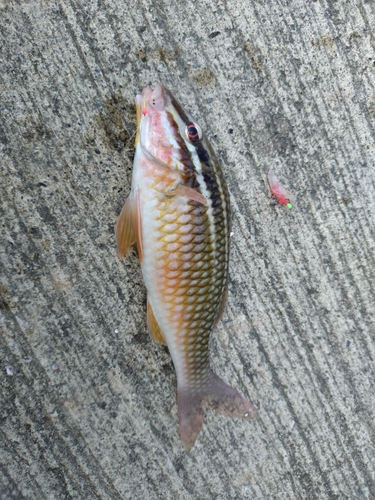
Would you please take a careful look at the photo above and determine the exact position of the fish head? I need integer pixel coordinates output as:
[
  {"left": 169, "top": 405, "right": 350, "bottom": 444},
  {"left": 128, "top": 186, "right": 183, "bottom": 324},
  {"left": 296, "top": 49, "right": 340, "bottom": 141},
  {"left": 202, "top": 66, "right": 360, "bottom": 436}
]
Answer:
[{"left": 135, "top": 84, "right": 206, "bottom": 176}]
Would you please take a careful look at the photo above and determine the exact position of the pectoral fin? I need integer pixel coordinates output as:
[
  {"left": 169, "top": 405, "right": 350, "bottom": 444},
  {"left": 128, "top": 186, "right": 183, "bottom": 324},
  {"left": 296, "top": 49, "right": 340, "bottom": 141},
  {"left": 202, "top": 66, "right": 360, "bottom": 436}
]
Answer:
[
  {"left": 115, "top": 196, "right": 136, "bottom": 258},
  {"left": 147, "top": 299, "right": 167, "bottom": 345},
  {"left": 115, "top": 190, "right": 143, "bottom": 262},
  {"left": 166, "top": 185, "right": 208, "bottom": 206}
]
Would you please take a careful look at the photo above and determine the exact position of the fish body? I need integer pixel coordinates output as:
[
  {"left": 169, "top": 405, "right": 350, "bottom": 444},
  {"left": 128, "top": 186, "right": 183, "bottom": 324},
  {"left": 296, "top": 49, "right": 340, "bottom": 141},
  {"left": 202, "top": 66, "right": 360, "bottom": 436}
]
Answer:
[{"left": 116, "top": 84, "right": 257, "bottom": 449}]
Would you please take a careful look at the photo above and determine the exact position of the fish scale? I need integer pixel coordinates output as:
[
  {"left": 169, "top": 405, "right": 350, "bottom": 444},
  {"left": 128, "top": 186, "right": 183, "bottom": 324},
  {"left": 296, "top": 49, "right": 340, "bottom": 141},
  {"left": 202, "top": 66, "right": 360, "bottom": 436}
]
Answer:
[
  {"left": 115, "top": 84, "right": 257, "bottom": 449},
  {"left": 153, "top": 196, "right": 219, "bottom": 375}
]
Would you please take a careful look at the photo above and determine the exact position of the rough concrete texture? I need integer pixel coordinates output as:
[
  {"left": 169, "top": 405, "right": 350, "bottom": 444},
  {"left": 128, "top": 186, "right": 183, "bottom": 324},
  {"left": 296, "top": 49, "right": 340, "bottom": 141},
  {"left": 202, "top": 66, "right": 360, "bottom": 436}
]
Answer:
[{"left": 1, "top": 1, "right": 375, "bottom": 498}]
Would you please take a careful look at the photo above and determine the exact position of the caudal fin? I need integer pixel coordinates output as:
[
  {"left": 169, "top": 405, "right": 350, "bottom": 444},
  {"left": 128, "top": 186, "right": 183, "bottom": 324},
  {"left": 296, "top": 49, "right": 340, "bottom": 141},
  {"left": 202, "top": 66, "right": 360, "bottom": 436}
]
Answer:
[
  {"left": 205, "top": 372, "right": 258, "bottom": 418},
  {"left": 178, "top": 390, "right": 204, "bottom": 451},
  {"left": 178, "top": 371, "right": 258, "bottom": 450}
]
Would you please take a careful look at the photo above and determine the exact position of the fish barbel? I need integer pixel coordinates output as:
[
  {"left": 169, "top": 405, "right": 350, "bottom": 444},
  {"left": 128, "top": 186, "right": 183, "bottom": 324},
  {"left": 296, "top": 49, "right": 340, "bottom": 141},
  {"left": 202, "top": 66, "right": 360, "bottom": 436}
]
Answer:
[{"left": 116, "top": 84, "right": 257, "bottom": 449}]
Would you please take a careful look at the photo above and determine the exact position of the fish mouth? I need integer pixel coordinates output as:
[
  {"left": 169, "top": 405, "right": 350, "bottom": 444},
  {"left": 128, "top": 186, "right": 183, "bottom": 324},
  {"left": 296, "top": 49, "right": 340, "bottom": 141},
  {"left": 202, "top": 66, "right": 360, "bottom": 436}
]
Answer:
[
  {"left": 143, "top": 83, "right": 164, "bottom": 105},
  {"left": 142, "top": 83, "right": 164, "bottom": 101},
  {"left": 136, "top": 84, "right": 167, "bottom": 121},
  {"left": 135, "top": 84, "right": 168, "bottom": 147},
  {"left": 134, "top": 84, "right": 173, "bottom": 170}
]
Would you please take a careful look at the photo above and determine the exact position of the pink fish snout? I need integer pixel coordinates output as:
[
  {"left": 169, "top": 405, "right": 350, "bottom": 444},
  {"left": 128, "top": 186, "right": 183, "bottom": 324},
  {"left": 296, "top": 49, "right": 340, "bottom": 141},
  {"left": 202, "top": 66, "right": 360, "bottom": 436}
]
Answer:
[{"left": 142, "top": 84, "right": 166, "bottom": 112}]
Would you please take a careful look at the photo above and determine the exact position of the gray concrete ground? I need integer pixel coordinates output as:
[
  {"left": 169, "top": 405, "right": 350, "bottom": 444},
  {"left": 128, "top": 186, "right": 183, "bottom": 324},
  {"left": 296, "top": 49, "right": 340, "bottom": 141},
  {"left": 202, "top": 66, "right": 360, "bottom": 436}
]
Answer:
[{"left": 1, "top": 1, "right": 375, "bottom": 498}]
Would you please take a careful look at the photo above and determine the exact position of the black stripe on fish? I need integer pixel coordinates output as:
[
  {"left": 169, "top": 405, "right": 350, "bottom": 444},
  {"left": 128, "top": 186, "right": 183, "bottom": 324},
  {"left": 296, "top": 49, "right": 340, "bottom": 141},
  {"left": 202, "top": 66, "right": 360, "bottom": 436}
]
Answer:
[
  {"left": 191, "top": 143, "right": 220, "bottom": 208},
  {"left": 196, "top": 144, "right": 210, "bottom": 164},
  {"left": 168, "top": 90, "right": 222, "bottom": 211},
  {"left": 168, "top": 93, "right": 190, "bottom": 124},
  {"left": 202, "top": 171, "right": 220, "bottom": 208},
  {"left": 166, "top": 111, "right": 196, "bottom": 179},
  {"left": 195, "top": 144, "right": 221, "bottom": 209}
]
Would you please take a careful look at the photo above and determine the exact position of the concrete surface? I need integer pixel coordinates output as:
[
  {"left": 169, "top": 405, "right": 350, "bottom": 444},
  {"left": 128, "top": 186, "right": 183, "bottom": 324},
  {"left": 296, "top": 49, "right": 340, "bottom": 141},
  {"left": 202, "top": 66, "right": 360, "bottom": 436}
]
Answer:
[{"left": 1, "top": 1, "right": 375, "bottom": 498}]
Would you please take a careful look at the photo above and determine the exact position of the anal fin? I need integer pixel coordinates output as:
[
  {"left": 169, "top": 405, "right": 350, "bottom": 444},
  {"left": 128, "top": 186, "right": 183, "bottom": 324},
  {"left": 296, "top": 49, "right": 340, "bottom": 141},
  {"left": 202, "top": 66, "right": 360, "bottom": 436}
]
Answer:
[{"left": 147, "top": 299, "right": 167, "bottom": 345}]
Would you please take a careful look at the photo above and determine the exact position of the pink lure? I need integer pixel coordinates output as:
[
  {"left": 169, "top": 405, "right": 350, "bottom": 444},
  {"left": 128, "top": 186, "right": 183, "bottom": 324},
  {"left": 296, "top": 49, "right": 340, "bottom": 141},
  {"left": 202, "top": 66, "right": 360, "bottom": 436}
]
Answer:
[{"left": 268, "top": 168, "right": 295, "bottom": 209}]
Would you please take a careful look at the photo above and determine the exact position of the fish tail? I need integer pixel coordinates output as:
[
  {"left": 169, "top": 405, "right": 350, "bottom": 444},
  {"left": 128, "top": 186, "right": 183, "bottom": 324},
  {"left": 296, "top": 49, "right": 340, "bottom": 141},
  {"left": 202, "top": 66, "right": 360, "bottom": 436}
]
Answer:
[
  {"left": 178, "top": 371, "right": 258, "bottom": 450},
  {"left": 178, "top": 389, "right": 204, "bottom": 451}
]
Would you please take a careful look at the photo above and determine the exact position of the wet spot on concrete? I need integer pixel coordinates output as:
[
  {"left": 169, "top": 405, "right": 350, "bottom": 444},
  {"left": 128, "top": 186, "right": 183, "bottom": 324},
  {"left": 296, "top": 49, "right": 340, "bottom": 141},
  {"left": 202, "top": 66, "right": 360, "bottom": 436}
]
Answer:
[
  {"left": 243, "top": 41, "right": 263, "bottom": 72},
  {"left": 93, "top": 92, "right": 135, "bottom": 152},
  {"left": 137, "top": 46, "right": 180, "bottom": 63},
  {"left": 192, "top": 68, "right": 217, "bottom": 88},
  {"left": 311, "top": 35, "right": 336, "bottom": 50}
]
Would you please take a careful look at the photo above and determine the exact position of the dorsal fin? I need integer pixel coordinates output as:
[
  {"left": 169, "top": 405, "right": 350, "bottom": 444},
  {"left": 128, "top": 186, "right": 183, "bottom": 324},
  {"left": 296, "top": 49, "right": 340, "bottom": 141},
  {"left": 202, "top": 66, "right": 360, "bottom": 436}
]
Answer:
[
  {"left": 147, "top": 299, "right": 167, "bottom": 345},
  {"left": 214, "top": 285, "right": 228, "bottom": 326}
]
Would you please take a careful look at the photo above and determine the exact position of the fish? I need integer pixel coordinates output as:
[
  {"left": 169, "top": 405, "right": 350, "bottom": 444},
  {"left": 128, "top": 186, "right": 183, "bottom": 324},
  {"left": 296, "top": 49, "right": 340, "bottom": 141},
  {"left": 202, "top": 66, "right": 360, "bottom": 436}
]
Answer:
[
  {"left": 115, "top": 84, "right": 258, "bottom": 450},
  {"left": 268, "top": 167, "right": 296, "bottom": 209}
]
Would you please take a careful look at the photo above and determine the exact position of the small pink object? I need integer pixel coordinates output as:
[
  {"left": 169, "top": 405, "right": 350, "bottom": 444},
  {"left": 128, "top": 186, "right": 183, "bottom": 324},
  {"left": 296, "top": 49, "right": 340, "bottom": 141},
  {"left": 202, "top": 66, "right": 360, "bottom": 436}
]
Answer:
[
  {"left": 268, "top": 167, "right": 296, "bottom": 209},
  {"left": 141, "top": 108, "right": 147, "bottom": 115}
]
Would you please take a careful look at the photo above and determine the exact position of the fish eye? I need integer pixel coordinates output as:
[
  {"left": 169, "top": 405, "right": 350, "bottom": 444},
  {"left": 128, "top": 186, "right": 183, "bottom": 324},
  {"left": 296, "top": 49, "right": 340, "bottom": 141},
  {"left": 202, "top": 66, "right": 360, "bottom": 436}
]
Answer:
[{"left": 185, "top": 123, "right": 202, "bottom": 143}]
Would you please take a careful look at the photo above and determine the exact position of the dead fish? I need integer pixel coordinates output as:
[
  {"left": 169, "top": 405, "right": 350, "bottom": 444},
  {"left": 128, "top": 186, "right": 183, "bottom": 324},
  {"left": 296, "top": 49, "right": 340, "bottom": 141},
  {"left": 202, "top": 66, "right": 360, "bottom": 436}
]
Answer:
[{"left": 116, "top": 84, "right": 258, "bottom": 450}]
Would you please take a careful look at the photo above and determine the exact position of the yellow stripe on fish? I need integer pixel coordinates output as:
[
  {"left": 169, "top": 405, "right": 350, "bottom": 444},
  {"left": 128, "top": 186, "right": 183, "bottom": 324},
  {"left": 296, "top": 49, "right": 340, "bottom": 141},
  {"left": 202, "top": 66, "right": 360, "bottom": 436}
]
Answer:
[{"left": 115, "top": 84, "right": 258, "bottom": 450}]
